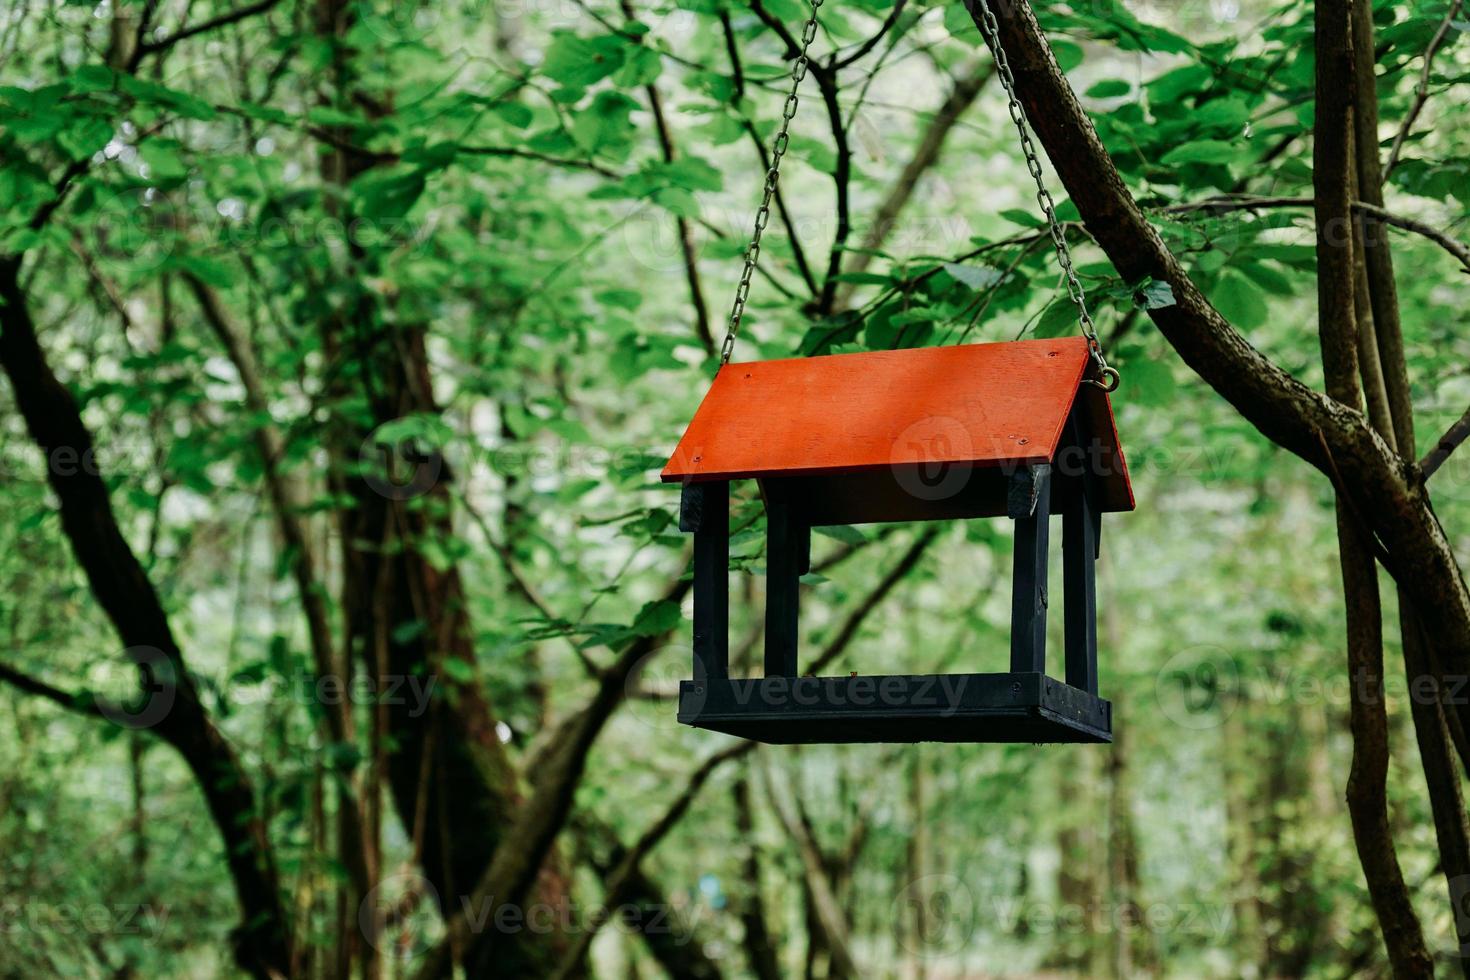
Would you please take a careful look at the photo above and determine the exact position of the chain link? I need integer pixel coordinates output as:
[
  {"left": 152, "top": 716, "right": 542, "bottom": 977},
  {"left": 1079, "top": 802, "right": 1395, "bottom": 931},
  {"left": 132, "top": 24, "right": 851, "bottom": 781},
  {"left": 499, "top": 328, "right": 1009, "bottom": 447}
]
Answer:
[
  {"left": 719, "top": 0, "right": 824, "bottom": 365},
  {"left": 972, "top": 0, "right": 1117, "bottom": 391}
]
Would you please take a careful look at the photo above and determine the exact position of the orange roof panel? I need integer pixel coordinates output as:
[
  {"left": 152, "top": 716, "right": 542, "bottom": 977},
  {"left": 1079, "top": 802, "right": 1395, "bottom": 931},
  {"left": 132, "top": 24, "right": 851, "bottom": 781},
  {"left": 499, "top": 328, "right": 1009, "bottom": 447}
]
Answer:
[{"left": 661, "top": 336, "right": 1133, "bottom": 513}]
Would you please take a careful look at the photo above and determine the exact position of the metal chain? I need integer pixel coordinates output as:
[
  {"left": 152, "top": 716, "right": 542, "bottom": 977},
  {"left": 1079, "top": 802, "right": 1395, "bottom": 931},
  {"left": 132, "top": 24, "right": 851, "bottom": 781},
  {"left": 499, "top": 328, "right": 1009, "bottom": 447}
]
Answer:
[
  {"left": 719, "top": 0, "right": 824, "bottom": 366},
  {"left": 972, "top": 0, "right": 1118, "bottom": 391}
]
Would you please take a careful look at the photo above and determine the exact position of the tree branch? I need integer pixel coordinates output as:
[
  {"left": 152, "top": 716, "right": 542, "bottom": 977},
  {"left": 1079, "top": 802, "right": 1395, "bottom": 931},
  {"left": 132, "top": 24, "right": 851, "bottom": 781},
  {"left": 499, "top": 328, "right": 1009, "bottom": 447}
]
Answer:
[
  {"left": 549, "top": 741, "right": 756, "bottom": 980},
  {"left": 959, "top": 0, "right": 1470, "bottom": 800},
  {"left": 1420, "top": 406, "right": 1470, "bottom": 481},
  {"left": 413, "top": 572, "right": 693, "bottom": 979},
  {"left": 132, "top": 0, "right": 285, "bottom": 64},
  {"left": 837, "top": 62, "right": 995, "bottom": 301},
  {"left": 1383, "top": 0, "right": 1465, "bottom": 180},
  {"left": 722, "top": 11, "right": 819, "bottom": 296},
  {"left": 0, "top": 257, "right": 291, "bottom": 978},
  {"left": 1162, "top": 196, "right": 1470, "bottom": 274},
  {"left": 0, "top": 662, "right": 114, "bottom": 720},
  {"left": 830, "top": 0, "right": 909, "bottom": 71},
  {"left": 805, "top": 527, "right": 939, "bottom": 676}
]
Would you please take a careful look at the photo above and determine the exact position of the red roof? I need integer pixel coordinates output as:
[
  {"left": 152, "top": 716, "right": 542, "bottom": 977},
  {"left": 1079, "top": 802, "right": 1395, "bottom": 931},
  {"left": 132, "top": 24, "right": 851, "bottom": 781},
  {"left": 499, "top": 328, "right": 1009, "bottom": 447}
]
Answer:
[{"left": 662, "top": 336, "right": 1133, "bottom": 513}]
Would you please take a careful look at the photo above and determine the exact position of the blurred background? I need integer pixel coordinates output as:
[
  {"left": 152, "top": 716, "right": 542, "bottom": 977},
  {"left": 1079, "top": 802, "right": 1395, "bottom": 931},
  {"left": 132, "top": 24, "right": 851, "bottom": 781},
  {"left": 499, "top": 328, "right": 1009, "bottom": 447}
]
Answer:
[{"left": 1, "top": 0, "right": 1469, "bottom": 976}]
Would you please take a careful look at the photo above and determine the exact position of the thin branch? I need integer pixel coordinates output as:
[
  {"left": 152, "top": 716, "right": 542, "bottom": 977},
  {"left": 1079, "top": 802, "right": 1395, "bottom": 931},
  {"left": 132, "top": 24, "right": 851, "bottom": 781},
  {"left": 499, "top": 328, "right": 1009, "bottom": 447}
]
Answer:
[
  {"left": 1357, "top": 200, "right": 1470, "bottom": 275},
  {"left": 759, "top": 756, "right": 861, "bottom": 977},
  {"left": 133, "top": 0, "right": 284, "bottom": 64},
  {"left": 1163, "top": 195, "right": 1470, "bottom": 274},
  {"left": 805, "top": 527, "right": 939, "bottom": 676},
  {"left": 722, "top": 10, "right": 819, "bottom": 296},
  {"left": 621, "top": 0, "right": 714, "bottom": 354},
  {"left": 812, "top": 67, "right": 852, "bottom": 315},
  {"left": 0, "top": 662, "right": 114, "bottom": 720},
  {"left": 1384, "top": 0, "right": 1464, "bottom": 180},
  {"left": 1420, "top": 405, "right": 1470, "bottom": 481},
  {"left": 837, "top": 62, "right": 995, "bottom": 301},
  {"left": 456, "top": 145, "right": 620, "bottom": 178},
  {"left": 413, "top": 571, "right": 693, "bottom": 979},
  {"left": 830, "top": 0, "right": 909, "bottom": 70},
  {"left": 548, "top": 741, "right": 756, "bottom": 980}
]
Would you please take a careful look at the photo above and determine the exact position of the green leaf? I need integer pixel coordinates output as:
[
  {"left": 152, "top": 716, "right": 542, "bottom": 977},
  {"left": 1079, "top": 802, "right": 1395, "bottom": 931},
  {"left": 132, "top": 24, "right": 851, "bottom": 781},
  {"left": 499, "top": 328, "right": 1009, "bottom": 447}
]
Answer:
[
  {"left": 493, "top": 101, "right": 534, "bottom": 129},
  {"left": 943, "top": 2, "right": 976, "bottom": 36},
  {"left": 998, "top": 209, "right": 1040, "bottom": 228},
  {"left": 814, "top": 524, "right": 867, "bottom": 545},
  {"left": 441, "top": 657, "right": 476, "bottom": 682},
  {"left": 614, "top": 45, "right": 662, "bottom": 87},
  {"left": 1086, "top": 79, "right": 1132, "bottom": 99},
  {"left": 1160, "top": 140, "right": 1239, "bottom": 166},
  {"left": 1211, "top": 270, "right": 1268, "bottom": 329},
  {"left": 1033, "top": 297, "right": 1079, "bottom": 338},
  {"left": 139, "top": 139, "right": 189, "bottom": 183},
  {"left": 597, "top": 288, "right": 642, "bottom": 310},
  {"left": 70, "top": 65, "right": 117, "bottom": 94},
  {"left": 1134, "top": 279, "right": 1176, "bottom": 310},
  {"left": 351, "top": 170, "right": 426, "bottom": 220},
  {"left": 631, "top": 599, "right": 682, "bottom": 637},
  {"left": 57, "top": 116, "right": 112, "bottom": 161},
  {"left": 943, "top": 263, "right": 1003, "bottom": 291},
  {"left": 177, "top": 255, "right": 235, "bottom": 288},
  {"left": 1122, "top": 359, "right": 1176, "bottom": 407},
  {"left": 542, "top": 32, "right": 626, "bottom": 88}
]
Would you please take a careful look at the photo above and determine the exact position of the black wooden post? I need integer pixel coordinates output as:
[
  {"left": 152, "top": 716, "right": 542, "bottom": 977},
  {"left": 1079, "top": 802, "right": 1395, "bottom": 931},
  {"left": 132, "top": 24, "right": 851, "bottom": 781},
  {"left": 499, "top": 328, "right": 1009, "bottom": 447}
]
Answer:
[
  {"left": 1063, "top": 479, "right": 1099, "bottom": 694},
  {"left": 764, "top": 482, "right": 803, "bottom": 677},
  {"left": 682, "top": 481, "right": 729, "bottom": 682},
  {"left": 1009, "top": 464, "right": 1051, "bottom": 674}
]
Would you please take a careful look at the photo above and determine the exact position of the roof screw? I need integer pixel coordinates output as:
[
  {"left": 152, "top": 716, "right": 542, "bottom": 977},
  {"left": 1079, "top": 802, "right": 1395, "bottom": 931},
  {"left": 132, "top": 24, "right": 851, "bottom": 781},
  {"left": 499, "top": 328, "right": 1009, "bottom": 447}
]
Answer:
[
  {"left": 1018, "top": 438, "right": 1030, "bottom": 445},
  {"left": 693, "top": 455, "right": 702, "bottom": 462},
  {"left": 1048, "top": 351, "right": 1058, "bottom": 357}
]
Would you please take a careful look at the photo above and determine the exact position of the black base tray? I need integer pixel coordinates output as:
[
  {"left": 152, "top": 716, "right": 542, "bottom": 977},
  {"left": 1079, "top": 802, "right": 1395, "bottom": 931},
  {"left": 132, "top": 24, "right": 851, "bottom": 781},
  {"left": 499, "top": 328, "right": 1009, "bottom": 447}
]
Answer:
[{"left": 677, "top": 672, "right": 1111, "bottom": 745}]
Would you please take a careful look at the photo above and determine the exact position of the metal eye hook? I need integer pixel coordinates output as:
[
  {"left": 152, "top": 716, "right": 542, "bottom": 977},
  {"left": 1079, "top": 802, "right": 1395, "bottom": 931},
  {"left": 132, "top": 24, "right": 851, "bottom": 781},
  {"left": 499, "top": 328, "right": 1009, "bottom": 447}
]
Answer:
[{"left": 1085, "top": 366, "right": 1121, "bottom": 392}]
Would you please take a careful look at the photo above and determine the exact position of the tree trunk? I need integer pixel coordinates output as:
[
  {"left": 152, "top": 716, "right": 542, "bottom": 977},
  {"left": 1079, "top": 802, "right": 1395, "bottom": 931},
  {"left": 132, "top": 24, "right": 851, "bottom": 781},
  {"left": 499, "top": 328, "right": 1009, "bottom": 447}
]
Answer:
[
  {"left": 0, "top": 257, "right": 292, "bottom": 978},
  {"left": 734, "top": 771, "right": 782, "bottom": 980}
]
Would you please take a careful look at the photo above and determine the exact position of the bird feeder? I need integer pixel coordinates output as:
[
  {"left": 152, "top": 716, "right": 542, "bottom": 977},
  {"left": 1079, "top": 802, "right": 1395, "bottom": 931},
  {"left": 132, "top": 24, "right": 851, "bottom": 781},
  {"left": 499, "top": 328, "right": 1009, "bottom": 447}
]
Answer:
[{"left": 661, "top": 335, "right": 1133, "bottom": 744}]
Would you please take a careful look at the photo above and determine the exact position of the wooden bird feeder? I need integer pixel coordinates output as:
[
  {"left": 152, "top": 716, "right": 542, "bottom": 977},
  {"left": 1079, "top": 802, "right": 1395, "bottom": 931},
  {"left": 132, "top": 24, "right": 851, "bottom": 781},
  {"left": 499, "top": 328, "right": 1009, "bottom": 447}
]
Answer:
[{"left": 661, "top": 336, "right": 1134, "bottom": 745}]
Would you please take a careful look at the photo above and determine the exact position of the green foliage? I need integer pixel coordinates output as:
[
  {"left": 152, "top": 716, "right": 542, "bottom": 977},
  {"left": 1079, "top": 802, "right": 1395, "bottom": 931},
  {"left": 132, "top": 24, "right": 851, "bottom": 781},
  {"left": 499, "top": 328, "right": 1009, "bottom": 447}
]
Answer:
[{"left": 1, "top": 0, "right": 1469, "bottom": 976}]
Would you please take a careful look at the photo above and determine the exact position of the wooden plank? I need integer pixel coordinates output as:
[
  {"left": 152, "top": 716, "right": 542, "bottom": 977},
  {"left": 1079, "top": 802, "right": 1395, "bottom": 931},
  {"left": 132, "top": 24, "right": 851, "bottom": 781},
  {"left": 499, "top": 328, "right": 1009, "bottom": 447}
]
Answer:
[
  {"left": 678, "top": 672, "right": 1112, "bottom": 744},
  {"left": 661, "top": 337, "right": 1134, "bottom": 509},
  {"left": 764, "top": 486, "right": 802, "bottom": 678},
  {"left": 1009, "top": 465, "right": 1051, "bottom": 673},
  {"left": 1063, "top": 476, "right": 1099, "bottom": 695},
  {"left": 690, "top": 482, "right": 729, "bottom": 682}
]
